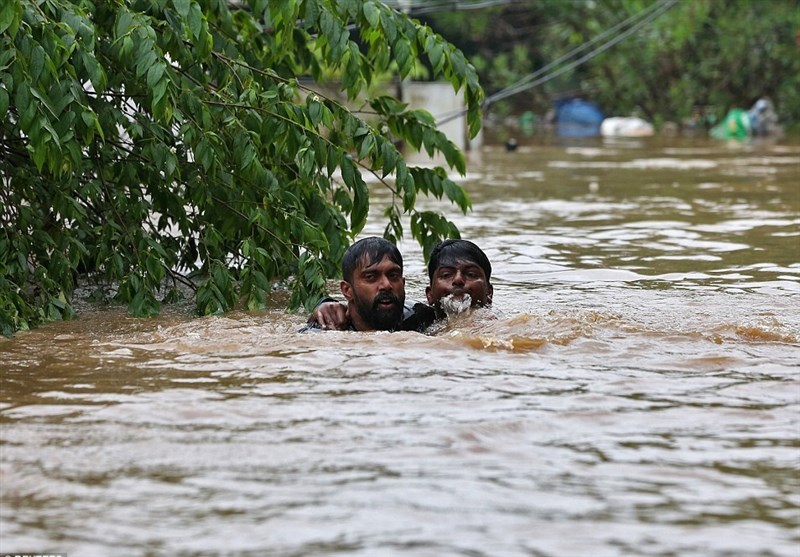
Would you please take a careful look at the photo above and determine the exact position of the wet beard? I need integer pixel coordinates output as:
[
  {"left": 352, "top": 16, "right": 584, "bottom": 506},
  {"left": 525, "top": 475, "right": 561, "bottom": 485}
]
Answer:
[{"left": 357, "top": 292, "right": 404, "bottom": 331}]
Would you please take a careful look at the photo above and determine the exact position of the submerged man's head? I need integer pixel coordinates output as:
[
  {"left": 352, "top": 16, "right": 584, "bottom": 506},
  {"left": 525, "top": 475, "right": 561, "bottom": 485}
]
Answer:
[
  {"left": 340, "top": 237, "right": 406, "bottom": 331},
  {"left": 426, "top": 239, "right": 493, "bottom": 309}
]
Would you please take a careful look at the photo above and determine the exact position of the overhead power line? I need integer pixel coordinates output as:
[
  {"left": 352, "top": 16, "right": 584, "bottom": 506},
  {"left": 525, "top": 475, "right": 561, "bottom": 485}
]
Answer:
[
  {"left": 383, "top": 0, "right": 524, "bottom": 15},
  {"left": 435, "top": 0, "right": 681, "bottom": 126}
]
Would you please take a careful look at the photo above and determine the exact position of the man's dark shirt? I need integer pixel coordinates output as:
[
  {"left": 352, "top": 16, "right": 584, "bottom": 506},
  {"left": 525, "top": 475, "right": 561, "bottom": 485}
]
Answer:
[
  {"left": 301, "top": 299, "right": 437, "bottom": 333},
  {"left": 396, "top": 302, "right": 437, "bottom": 332}
]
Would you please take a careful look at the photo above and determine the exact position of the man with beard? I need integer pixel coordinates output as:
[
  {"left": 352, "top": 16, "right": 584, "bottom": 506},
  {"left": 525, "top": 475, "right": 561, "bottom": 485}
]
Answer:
[
  {"left": 305, "top": 236, "right": 434, "bottom": 332},
  {"left": 306, "top": 239, "right": 492, "bottom": 332},
  {"left": 340, "top": 236, "right": 406, "bottom": 331}
]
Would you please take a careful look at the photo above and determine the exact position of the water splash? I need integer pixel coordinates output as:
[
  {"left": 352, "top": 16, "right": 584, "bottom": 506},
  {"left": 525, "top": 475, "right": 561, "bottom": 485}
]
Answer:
[{"left": 439, "top": 293, "right": 472, "bottom": 318}]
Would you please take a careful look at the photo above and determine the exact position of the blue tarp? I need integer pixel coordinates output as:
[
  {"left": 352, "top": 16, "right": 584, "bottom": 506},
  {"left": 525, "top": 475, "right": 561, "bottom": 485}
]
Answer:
[{"left": 555, "top": 98, "right": 604, "bottom": 137}]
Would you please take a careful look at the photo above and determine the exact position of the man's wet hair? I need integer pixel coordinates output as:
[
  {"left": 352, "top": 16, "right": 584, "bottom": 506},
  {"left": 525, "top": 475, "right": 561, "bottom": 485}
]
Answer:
[
  {"left": 428, "top": 239, "right": 492, "bottom": 283},
  {"left": 342, "top": 237, "right": 403, "bottom": 283}
]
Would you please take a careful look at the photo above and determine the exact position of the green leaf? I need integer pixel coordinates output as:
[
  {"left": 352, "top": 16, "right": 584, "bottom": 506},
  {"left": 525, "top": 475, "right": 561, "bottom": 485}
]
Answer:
[
  {"left": 81, "top": 52, "right": 106, "bottom": 93},
  {"left": 0, "top": 87, "right": 8, "bottom": 119},
  {"left": 363, "top": 2, "right": 380, "bottom": 27},
  {"left": 115, "top": 11, "right": 134, "bottom": 39},
  {"left": 187, "top": 3, "right": 203, "bottom": 38},
  {"left": 380, "top": 10, "right": 397, "bottom": 41},
  {"left": 296, "top": 146, "right": 314, "bottom": 178},
  {"left": 449, "top": 50, "right": 467, "bottom": 88},
  {"left": 426, "top": 40, "right": 444, "bottom": 74},
  {"left": 152, "top": 76, "right": 168, "bottom": 107},
  {"left": 357, "top": 131, "right": 373, "bottom": 160},
  {"left": 29, "top": 44, "right": 44, "bottom": 83},
  {"left": 146, "top": 62, "right": 165, "bottom": 90},
  {"left": 173, "top": 0, "right": 190, "bottom": 18},
  {"left": 0, "top": 0, "right": 16, "bottom": 34},
  {"left": 130, "top": 287, "right": 160, "bottom": 317},
  {"left": 340, "top": 154, "right": 355, "bottom": 190},
  {"left": 145, "top": 254, "right": 165, "bottom": 283},
  {"left": 308, "top": 97, "right": 322, "bottom": 126},
  {"left": 351, "top": 177, "right": 368, "bottom": 233},
  {"left": 394, "top": 37, "right": 412, "bottom": 77},
  {"left": 29, "top": 87, "right": 56, "bottom": 118},
  {"left": 304, "top": 0, "right": 320, "bottom": 28},
  {"left": 319, "top": 10, "right": 337, "bottom": 47},
  {"left": 442, "top": 178, "right": 470, "bottom": 212},
  {"left": 240, "top": 142, "right": 256, "bottom": 170}
]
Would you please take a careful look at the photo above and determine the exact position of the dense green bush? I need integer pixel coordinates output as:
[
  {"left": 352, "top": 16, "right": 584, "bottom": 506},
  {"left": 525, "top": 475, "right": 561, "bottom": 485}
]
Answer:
[
  {"left": 0, "top": 0, "right": 483, "bottom": 335},
  {"left": 420, "top": 0, "right": 800, "bottom": 131}
]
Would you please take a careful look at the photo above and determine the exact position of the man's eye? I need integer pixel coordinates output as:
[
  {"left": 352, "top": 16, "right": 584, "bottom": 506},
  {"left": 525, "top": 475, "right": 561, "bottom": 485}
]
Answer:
[{"left": 467, "top": 271, "right": 480, "bottom": 279}]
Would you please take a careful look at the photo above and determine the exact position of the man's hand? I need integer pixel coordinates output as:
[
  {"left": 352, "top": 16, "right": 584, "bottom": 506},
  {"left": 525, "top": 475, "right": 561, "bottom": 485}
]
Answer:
[{"left": 309, "top": 301, "right": 349, "bottom": 330}]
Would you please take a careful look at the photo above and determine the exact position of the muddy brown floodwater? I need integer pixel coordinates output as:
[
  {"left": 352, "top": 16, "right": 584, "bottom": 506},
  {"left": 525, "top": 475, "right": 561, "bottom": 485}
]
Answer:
[{"left": 2, "top": 136, "right": 799, "bottom": 557}]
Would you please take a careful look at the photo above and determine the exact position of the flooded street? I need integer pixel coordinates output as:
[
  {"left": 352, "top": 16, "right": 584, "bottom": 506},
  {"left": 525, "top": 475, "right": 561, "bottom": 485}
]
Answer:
[{"left": 1, "top": 137, "right": 799, "bottom": 556}]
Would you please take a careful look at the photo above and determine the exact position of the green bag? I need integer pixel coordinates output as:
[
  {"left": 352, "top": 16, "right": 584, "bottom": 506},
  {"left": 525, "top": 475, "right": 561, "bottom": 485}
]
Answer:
[{"left": 711, "top": 108, "right": 751, "bottom": 140}]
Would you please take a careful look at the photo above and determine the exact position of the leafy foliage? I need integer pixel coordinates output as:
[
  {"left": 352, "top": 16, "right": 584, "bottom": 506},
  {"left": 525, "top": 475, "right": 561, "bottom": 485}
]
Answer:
[
  {"left": 420, "top": 0, "right": 800, "bottom": 130},
  {"left": 0, "top": 0, "right": 483, "bottom": 335}
]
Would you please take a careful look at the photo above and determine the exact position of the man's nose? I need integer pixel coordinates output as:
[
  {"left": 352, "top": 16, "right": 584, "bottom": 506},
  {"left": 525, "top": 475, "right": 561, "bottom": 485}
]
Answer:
[
  {"left": 377, "top": 275, "right": 392, "bottom": 290},
  {"left": 452, "top": 271, "right": 465, "bottom": 285}
]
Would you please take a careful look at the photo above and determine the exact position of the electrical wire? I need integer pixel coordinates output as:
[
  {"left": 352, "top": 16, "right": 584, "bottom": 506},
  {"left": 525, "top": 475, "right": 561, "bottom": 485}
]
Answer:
[
  {"left": 435, "top": 0, "right": 681, "bottom": 126},
  {"left": 408, "top": 0, "right": 525, "bottom": 16},
  {"left": 383, "top": 0, "right": 524, "bottom": 15},
  {"left": 487, "top": 0, "right": 678, "bottom": 105}
]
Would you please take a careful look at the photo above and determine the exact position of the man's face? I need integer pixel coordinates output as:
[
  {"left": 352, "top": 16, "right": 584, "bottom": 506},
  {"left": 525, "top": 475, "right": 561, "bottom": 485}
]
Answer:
[
  {"left": 341, "top": 255, "right": 406, "bottom": 331},
  {"left": 426, "top": 259, "right": 492, "bottom": 308}
]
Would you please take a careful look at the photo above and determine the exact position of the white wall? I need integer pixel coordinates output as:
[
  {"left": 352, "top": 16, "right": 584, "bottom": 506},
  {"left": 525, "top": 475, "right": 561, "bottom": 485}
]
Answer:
[{"left": 402, "top": 81, "right": 483, "bottom": 152}]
